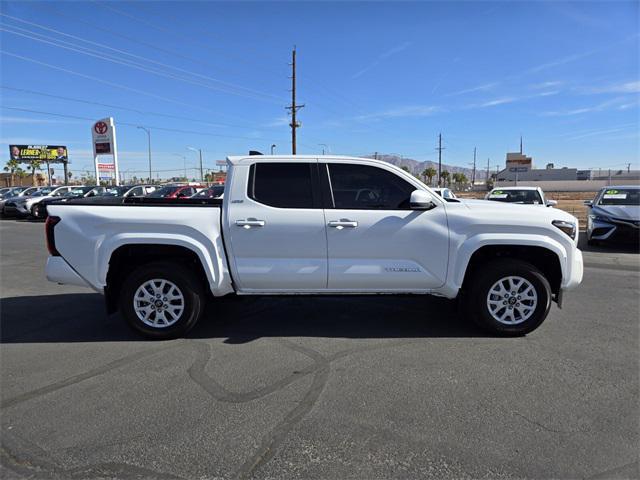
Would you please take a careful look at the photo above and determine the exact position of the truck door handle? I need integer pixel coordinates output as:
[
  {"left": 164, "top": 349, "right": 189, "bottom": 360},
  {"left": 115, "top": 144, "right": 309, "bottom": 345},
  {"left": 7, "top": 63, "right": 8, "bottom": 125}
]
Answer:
[
  {"left": 328, "top": 220, "right": 358, "bottom": 229},
  {"left": 235, "top": 218, "right": 265, "bottom": 228}
]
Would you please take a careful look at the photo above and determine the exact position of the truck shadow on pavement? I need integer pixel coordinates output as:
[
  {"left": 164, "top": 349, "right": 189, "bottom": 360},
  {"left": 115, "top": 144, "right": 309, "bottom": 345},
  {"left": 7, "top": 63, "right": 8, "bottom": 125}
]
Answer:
[{"left": 0, "top": 293, "right": 487, "bottom": 344}]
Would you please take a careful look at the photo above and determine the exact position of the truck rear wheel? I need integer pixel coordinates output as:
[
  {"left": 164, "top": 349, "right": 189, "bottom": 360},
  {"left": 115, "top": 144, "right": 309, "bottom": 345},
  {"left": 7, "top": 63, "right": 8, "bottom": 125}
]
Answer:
[
  {"left": 466, "top": 259, "right": 552, "bottom": 336},
  {"left": 119, "top": 261, "right": 205, "bottom": 339}
]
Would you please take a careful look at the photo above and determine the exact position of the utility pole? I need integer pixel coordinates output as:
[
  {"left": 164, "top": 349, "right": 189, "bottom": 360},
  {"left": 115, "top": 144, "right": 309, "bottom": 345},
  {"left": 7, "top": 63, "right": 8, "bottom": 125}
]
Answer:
[
  {"left": 520, "top": 135, "right": 523, "bottom": 154},
  {"left": 286, "top": 47, "right": 304, "bottom": 155},
  {"left": 137, "top": 126, "right": 152, "bottom": 183},
  {"left": 486, "top": 157, "right": 490, "bottom": 184},
  {"left": 627, "top": 163, "right": 631, "bottom": 173},
  {"left": 472, "top": 147, "right": 477, "bottom": 185},
  {"left": 374, "top": 151, "right": 378, "bottom": 160},
  {"left": 436, "top": 133, "right": 445, "bottom": 186}
]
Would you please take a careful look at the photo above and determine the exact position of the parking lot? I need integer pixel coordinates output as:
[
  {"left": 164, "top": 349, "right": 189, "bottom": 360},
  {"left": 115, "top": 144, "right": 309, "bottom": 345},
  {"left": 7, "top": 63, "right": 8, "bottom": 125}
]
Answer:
[{"left": 1, "top": 218, "right": 638, "bottom": 479}]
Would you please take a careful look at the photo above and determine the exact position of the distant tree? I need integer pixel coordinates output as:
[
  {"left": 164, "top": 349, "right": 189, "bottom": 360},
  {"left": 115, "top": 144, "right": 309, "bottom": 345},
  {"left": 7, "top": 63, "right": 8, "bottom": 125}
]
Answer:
[
  {"left": 422, "top": 167, "right": 437, "bottom": 186},
  {"left": 400, "top": 166, "right": 410, "bottom": 173},
  {"left": 26, "top": 159, "right": 42, "bottom": 186},
  {"left": 441, "top": 170, "right": 450, "bottom": 187},
  {"left": 4, "top": 159, "right": 23, "bottom": 186}
]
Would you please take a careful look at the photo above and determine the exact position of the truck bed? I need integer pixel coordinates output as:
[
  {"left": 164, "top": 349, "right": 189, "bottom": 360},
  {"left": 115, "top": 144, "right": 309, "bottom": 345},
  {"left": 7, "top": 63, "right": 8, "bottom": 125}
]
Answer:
[{"left": 55, "top": 196, "right": 223, "bottom": 207}]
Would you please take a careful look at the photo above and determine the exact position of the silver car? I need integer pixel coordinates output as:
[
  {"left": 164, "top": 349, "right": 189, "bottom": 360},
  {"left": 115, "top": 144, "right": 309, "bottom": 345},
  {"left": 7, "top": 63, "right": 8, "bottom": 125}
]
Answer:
[
  {"left": 0, "top": 187, "right": 43, "bottom": 215},
  {"left": 585, "top": 186, "right": 640, "bottom": 245}
]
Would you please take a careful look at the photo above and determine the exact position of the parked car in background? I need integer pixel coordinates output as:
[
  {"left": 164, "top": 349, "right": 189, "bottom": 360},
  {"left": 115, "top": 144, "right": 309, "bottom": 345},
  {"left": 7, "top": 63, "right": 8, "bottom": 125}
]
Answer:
[
  {"left": 1, "top": 187, "right": 41, "bottom": 215},
  {"left": 146, "top": 184, "right": 202, "bottom": 199},
  {"left": 32, "top": 186, "right": 104, "bottom": 219},
  {"left": 191, "top": 185, "right": 224, "bottom": 199},
  {"left": 3, "top": 186, "right": 77, "bottom": 217},
  {"left": 432, "top": 187, "right": 458, "bottom": 202},
  {"left": 120, "top": 185, "right": 157, "bottom": 198},
  {"left": 585, "top": 186, "right": 640, "bottom": 245},
  {"left": 485, "top": 186, "right": 557, "bottom": 207},
  {"left": 1, "top": 187, "right": 27, "bottom": 199}
]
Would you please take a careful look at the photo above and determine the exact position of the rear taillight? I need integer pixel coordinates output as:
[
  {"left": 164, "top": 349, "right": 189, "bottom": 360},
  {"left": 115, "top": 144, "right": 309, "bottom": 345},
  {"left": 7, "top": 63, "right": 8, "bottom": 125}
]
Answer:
[{"left": 45, "top": 216, "right": 61, "bottom": 256}]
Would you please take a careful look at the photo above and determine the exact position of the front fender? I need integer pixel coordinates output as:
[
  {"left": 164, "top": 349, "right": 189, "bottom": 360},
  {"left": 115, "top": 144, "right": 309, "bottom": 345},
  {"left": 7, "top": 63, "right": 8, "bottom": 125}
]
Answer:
[{"left": 450, "top": 233, "right": 569, "bottom": 291}]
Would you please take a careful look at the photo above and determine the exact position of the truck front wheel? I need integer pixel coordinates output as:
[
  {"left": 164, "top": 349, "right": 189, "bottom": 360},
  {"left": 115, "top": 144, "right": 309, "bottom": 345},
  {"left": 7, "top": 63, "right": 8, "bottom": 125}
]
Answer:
[
  {"left": 466, "top": 259, "right": 552, "bottom": 336},
  {"left": 119, "top": 261, "right": 205, "bottom": 339}
]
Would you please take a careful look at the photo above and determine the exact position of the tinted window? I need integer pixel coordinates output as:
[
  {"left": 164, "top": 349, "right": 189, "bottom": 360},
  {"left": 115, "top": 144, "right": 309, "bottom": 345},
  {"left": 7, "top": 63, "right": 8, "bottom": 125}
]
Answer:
[
  {"left": 487, "top": 189, "right": 542, "bottom": 204},
  {"left": 148, "top": 186, "right": 180, "bottom": 198},
  {"left": 248, "top": 163, "right": 314, "bottom": 208},
  {"left": 328, "top": 163, "right": 415, "bottom": 209}
]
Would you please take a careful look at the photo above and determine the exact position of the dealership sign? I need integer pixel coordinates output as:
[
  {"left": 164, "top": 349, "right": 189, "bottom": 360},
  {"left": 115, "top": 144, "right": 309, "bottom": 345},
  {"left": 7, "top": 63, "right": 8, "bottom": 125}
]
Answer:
[
  {"left": 9, "top": 145, "right": 67, "bottom": 163},
  {"left": 92, "top": 117, "right": 120, "bottom": 186}
]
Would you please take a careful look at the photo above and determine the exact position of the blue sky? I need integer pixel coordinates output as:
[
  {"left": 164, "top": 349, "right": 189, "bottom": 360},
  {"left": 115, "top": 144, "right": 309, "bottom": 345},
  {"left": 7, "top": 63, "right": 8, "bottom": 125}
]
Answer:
[{"left": 1, "top": 1, "right": 638, "bottom": 179}]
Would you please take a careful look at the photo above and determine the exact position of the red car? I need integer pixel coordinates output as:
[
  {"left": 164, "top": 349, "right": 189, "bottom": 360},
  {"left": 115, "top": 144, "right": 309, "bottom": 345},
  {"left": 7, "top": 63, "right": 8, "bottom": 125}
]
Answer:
[{"left": 146, "top": 185, "right": 203, "bottom": 199}]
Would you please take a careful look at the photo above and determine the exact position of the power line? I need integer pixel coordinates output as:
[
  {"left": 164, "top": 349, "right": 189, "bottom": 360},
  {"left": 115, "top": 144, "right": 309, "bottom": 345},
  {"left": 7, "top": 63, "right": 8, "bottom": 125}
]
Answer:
[
  {"left": 0, "top": 20, "right": 283, "bottom": 104},
  {"left": 1, "top": 106, "right": 286, "bottom": 141},
  {"left": 0, "top": 85, "right": 279, "bottom": 131},
  {"left": 0, "top": 51, "right": 253, "bottom": 119}
]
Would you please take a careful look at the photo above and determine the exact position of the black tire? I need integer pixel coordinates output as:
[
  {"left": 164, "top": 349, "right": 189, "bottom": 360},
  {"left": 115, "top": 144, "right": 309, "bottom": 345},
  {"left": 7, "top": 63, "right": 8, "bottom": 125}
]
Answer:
[
  {"left": 465, "top": 259, "right": 552, "bottom": 336},
  {"left": 119, "top": 261, "right": 206, "bottom": 339},
  {"left": 31, "top": 203, "right": 45, "bottom": 220}
]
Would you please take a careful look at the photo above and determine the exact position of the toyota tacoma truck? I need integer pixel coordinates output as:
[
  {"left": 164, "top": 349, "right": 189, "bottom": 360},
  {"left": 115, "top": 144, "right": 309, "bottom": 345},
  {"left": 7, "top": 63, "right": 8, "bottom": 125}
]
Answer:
[{"left": 45, "top": 155, "right": 583, "bottom": 338}]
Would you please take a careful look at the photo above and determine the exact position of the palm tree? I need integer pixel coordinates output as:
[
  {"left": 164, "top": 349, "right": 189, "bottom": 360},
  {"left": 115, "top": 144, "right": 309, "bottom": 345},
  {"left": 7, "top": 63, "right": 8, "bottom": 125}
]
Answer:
[
  {"left": 27, "top": 160, "right": 42, "bottom": 186},
  {"left": 422, "top": 167, "right": 437, "bottom": 186},
  {"left": 441, "top": 170, "right": 450, "bottom": 187},
  {"left": 4, "top": 159, "right": 23, "bottom": 186}
]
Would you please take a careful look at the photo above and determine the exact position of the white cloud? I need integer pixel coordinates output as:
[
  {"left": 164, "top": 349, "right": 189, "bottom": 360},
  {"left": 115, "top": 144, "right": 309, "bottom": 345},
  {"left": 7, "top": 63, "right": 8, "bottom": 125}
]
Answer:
[
  {"left": 529, "top": 81, "right": 564, "bottom": 90},
  {"left": 473, "top": 97, "right": 517, "bottom": 108},
  {"left": 578, "top": 81, "right": 640, "bottom": 94},
  {"left": 541, "top": 96, "right": 637, "bottom": 116},
  {"left": 356, "top": 105, "right": 442, "bottom": 121},
  {"left": 352, "top": 41, "right": 412, "bottom": 79},
  {"left": 0, "top": 116, "right": 82, "bottom": 125},
  {"left": 263, "top": 116, "right": 290, "bottom": 128},
  {"left": 445, "top": 82, "right": 499, "bottom": 97}
]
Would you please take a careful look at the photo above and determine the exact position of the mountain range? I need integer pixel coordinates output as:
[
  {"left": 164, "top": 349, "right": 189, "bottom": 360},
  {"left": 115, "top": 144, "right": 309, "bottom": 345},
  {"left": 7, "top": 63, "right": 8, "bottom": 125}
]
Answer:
[{"left": 365, "top": 154, "right": 489, "bottom": 184}]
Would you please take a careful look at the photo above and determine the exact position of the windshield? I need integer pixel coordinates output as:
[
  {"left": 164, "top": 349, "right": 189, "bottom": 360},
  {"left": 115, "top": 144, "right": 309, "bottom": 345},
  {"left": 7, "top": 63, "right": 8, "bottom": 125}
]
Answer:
[
  {"left": 193, "top": 186, "right": 224, "bottom": 198},
  {"left": 101, "top": 186, "right": 130, "bottom": 196},
  {"left": 597, "top": 188, "right": 640, "bottom": 206},
  {"left": 32, "top": 188, "right": 54, "bottom": 197},
  {"left": 147, "top": 186, "right": 180, "bottom": 198},
  {"left": 1, "top": 189, "right": 22, "bottom": 199},
  {"left": 488, "top": 189, "right": 542, "bottom": 205},
  {"left": 65, "top": 187, "right": 93, "bottom": 197}
]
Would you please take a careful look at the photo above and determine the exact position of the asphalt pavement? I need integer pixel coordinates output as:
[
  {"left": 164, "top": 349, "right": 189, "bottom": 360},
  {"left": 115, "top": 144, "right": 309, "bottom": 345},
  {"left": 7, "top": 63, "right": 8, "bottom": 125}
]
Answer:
[{"left": 1, "top": 218, "right": 638, "bottom": 479}]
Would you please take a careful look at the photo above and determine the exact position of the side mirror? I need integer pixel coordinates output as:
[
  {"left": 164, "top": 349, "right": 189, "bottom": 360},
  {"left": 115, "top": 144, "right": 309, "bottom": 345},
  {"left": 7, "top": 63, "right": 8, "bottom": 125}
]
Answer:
[
  {"left": 583, "top": 200, "right": 593, "bottom": 207},
  {"left": 546, "top": 199, "right": 558, "bottom": 207},
  {"left": 410, "top": 190, "right": 436, "bottom": 210}
]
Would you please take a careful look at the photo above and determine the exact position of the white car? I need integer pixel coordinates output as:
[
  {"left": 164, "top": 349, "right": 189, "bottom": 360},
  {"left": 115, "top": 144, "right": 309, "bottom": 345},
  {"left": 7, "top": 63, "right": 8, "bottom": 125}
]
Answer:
[
  {"left": 485, "top": 186, "right": 557, "bottom": 207},
  {"left": 46, "top": 155, "right": 583, "bottom": 339},
  {"left": 3, "top": 186, "right": 77, "bottom": 217}
]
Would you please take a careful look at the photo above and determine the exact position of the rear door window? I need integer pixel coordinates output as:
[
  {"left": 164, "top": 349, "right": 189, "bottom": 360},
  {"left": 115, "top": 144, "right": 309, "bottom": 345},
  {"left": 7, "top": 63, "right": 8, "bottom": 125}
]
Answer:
[{"left": 248, "top": 163, "right": 316, "bottom": 208}]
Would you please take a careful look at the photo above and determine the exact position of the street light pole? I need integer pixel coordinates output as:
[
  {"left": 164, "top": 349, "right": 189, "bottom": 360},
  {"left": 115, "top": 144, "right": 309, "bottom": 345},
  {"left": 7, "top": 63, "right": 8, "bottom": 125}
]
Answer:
[
  {"left": 173, "top": 154, "right": 187, "bottom": 180},
  {"left": 271, "top": 144, "right": 276, "bottom": 155},
  {"left": 187, "top": 147, "right": 204, "bottom": 183},
  {"left": 318, "top": 143, "right": 328, "bottom": 155},
  {"left": 137, "top": 126, "right": 152, "bottom": 183}
]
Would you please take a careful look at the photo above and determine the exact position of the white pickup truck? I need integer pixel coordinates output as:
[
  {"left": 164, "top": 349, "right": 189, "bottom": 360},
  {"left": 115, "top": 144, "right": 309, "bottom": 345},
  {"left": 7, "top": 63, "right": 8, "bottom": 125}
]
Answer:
[{"left": 45, "top": 155, "right": 583, "bottom": 338}]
